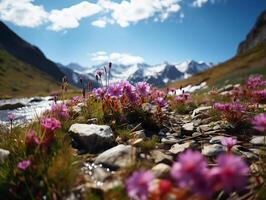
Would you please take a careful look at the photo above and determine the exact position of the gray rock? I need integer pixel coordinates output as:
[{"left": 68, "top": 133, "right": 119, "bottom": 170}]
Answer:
[
  {"left": 94, "top": 145, "right": 136, "bottom": 169},
  {"left": 161, "top": 137, "right": 179, "bottom": 145},
  {"left": 202, "top": 144, "right": 225, "bottom": 156},
  {"left": 192, "top": 106, "right": 212, "bottom": 118},
  {"left": 182, "top": 122, "right": 194, "bottom": 134},
  {"left": 151, "top": 163, "right": 170, "bottom": 178},
  {"left": 250, "top": 136, "right": 266, "bottom": 145},
  {"left": 69, "top": 124, "right": 115, "bottom": 153},
  {"left": 150, "top": 150, "right": 173, "bottom": 164},
  {"left": 197, "top": 124, "right": 212, "bottom": 133},
  {"left": 169, "top": 141, "right": 195, "bottom": 154},
  {"left": 93, "top": 167, "right": 112, "bottom": 182},
  {"left": 0, "top": 149, "right": 10, "bottom": 163},
  {"left": 209, "top": 136, "right": 226, "bottom": 144}
]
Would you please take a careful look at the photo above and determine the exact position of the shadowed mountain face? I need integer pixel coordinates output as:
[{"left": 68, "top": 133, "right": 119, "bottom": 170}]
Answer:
[
  {"left": 238, "top": 10, "right": 266, "bottom": 55},
  {"left": 0, "top": 21, "right": 64, "bottom": 82}
]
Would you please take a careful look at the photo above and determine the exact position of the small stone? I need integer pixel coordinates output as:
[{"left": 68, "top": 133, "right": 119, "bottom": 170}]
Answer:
[
  {"left": 150, "top": 150, "right": 173, "bottom": 164},
  {"left": 151, "top": 163, "right": 170, "bottom": 178},
  {"left": 181, "top": 122, "right": 194, "bottom": 135},
  {"left": 161, "top": 137, "right": 179, "bottom": 145},
  {"left": 192, "top": 106, "right": 212, "bottom": 118},
  {"left": 169, "top": 141, "right": 195, "bottom": 154},
  {"left": 94, "top": 145, "right": 136, "bottom": 169},
  {"left": 0, "top": 149, "right": 9, "bottom": 163},
  {"left": 202, "top": 144, "right": 225, "bottom": 156},
  {"left": 197, "top": 124, "right": 212, "bottom": 133},
  {"left": 250, "top": 136, "right": 266, "bottom": 145},
  {"left": 209, "top": 136, "right": 226, "bottom": 144},
  {"left": 87, "top": 118, "right": 98, "bottom": 124}
]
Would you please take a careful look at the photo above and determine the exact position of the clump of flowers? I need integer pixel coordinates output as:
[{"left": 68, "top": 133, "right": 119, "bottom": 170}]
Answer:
[
  {"left": 251, "top": 89, "right": 266, "bottom": 103},
  {"left": 126, "top": 150, "right": 249, "bottom": 199},
  {"left": 213, "top": 100, "right": 246, "bottom": 122},
  {"left": 51, "top": 103, "right": 70, "bottom": 119},
  {"left": 251, "top": 113, "right": 266, "bottom": 132},
  {"left": 126, "top": 170, "right": 154, "bottom": 200},
  {"left": 174, "top": 92, "right": 192, "bottom": 103},
  {"left": 40, "top": 117, "right": 61, "bottom": 134},
  {"left": 245, "top": 74, "right": 266, "bottom": 89}
]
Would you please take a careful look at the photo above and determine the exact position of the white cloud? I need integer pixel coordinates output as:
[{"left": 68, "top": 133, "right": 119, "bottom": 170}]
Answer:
[
  {"left": 48, "top": 1, "right": 102, "bottom": 31},
  {"left": 0, "top": 0, "right": 183, "bottom": 30},
  {"left": 90, "top": 51, "right": 144, "bottom": 65},
  {"left": 97, "top": 0, "right": 182, "bottom": 27},
  {"left": 0, "top": 0, "right": 47, "bottom": 27},
  {"left": 192, "top": 0, "right": 208, "bottom": 7}
]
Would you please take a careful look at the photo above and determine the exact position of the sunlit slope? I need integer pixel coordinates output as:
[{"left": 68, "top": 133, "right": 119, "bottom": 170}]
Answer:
[
  {"left": 170, "top": 44, "right": 266, "bottom": 89},
  {"left": 0, "top": 50, "right": 60, "bottom": 98}
]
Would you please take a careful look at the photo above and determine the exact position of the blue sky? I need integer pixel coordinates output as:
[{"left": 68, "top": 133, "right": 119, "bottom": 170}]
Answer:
[{"left": 0, "top": 0, "right": 265, "bottom": 67}]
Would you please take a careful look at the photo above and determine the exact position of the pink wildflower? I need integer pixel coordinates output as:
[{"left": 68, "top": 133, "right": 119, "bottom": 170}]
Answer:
[
  {"left": 221, "top": 137, "right": 237, "bottom": 152},
  {"left": 126, "top": 170, "right": 154, "bottom": 200},
  {"left": 251, "top": 113, "right": 266, "bottom": 132},
  {"left": 40, "top": 117, "right": 61, "bottom": 134},
  {"left": 17, "top": 160, "right": 31, "bottom": 171},
  {"left": 215, "top": 154, "right": 249, "bottom": 193}
]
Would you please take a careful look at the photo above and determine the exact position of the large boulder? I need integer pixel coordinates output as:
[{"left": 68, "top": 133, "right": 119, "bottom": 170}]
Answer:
[
  {"left": 69, "top": 124, "right": 115, "bottom": 153},
  {"left": 94, "top": 145, "right": 136, "bottom": 169}
]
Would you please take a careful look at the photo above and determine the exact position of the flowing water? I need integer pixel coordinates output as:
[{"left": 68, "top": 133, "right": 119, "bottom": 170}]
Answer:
[{"left": 0, "top": 96, "right": 55, "bottom": 127}]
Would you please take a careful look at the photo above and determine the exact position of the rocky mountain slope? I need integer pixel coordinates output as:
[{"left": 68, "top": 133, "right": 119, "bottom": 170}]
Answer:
[{"left": 238, "top": 9, "right": 266, "bottom": 55}]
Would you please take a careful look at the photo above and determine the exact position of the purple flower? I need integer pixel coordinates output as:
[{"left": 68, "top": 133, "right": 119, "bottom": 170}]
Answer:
[
  {"left": 252, "top": 89, "right": 266, "bottom": 101},
  {"left": 251, "top": 113, "right": 266, "bottom": 132},
  {"left": 126, "top": 170, "right": 154, "bottom": 200},
  {"left": 175, "top": 93, "right": 191, "bottom": 103},
  {"left": 216, "top": 154, "right": 249, "bottom": 193},
  {"left": 213, "top": 100, "right": 246, "bottom": 113},
  {"left": 107, "top": 83, "right": 123, "bottom": 98},
  {"left": 246, "top": 75, "right": 266, "bottom": 89},
  {"left": 8, "top": 114, "right": 16, "bottom": 121},
  {"left": 136, "top": 82, "right": 150, "bottom": 97},
  {"left": 25, "top": 130, "right": 40, "bottom": 147},
  {"left": 40, "top": 117, "right": 61, "bottom": 134},
  {"left": 92, "top": 87, "right": 106, "bottom": 99},
  {"left": 17, "top": 160, "right": 31, "bottom": 171},
  {"left": 221, "top": 137, "right": 237, "bottom": 152},
  {"left": 171, "top": 150, "right": 208, "bottom": 191},
  {"left": 155, "top": 97, "right": 167, "bottom": 108},
  {"left": 51, "top": 103, "right": 69, "bottom": 119}
]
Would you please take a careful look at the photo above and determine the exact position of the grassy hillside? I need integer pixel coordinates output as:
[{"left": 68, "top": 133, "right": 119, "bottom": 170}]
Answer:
[
  {"left": 170, "top": 44, "right": 266, "bottom": 89},
  {"left": 0, "top": 49, "right": 61, "bottom": 98}
]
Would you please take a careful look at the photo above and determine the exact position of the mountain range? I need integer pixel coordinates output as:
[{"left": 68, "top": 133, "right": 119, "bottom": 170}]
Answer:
[{"left": 58, "top": 60, "right": 212, "bottom": 87}]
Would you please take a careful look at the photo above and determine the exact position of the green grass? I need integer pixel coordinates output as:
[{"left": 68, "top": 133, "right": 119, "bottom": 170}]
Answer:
[{"left": 0, "top": 49, "right": 61, "bottom": 98}]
